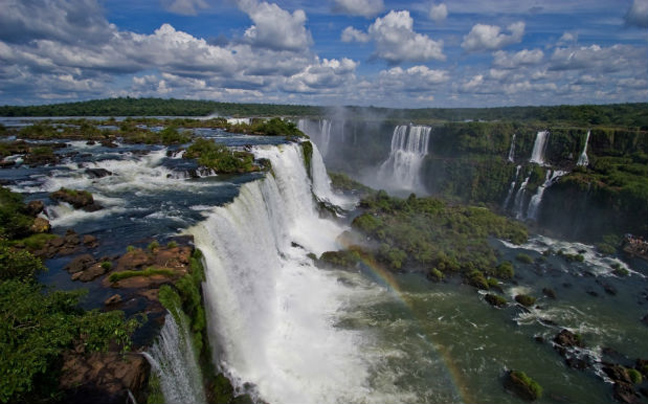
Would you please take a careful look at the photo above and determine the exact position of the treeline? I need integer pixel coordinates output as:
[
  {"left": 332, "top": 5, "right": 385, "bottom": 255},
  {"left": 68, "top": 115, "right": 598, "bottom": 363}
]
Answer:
[{"left": 1, "top": 98, "right": 647, "bottom": 129}]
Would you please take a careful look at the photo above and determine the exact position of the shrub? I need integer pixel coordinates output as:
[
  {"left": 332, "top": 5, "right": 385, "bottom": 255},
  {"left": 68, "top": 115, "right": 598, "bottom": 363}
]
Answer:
[
  {"left": 429, "top": 267, "right": 444, "bottom": 282},
  {"left": 507, "top": 370, "right": 543, "bottom": 401},
  {"left": 465, "top": 269, "right": 489, "bottom": 290},
  {"left": 100, "top": 261, "right": 112, "bottom": 271},
  {"left": 515, "top": 294, "right": 536, "bottom": 307},
  {"left": 627, "top": 368, "right": 642, "bottom": 384},
  {"left": 496, "top": 261, "right": 514, "bottom": 279},
  {"left": 147, "top": 240, "right": 160, "bottom": 251},
  {"left": 485, "top": 293, "right": 507, "bottom": 308},
  {"left": 515, "top": 253, "right": 533, "bottom": 264},
  {"left": 108, "top": 267, "right": 174, "bottom": 283},
  {"left": 167, "top": 241, "right": 178, "bottom": 248}
]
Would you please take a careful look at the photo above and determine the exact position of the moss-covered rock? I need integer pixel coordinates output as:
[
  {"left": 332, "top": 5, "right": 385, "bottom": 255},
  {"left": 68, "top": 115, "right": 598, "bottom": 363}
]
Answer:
[
  {"left": 515, "top": 294, "right": 536, "bottom": 307},
  {"left": 505, "top": 370, "right": 543, "bottom": 401}
]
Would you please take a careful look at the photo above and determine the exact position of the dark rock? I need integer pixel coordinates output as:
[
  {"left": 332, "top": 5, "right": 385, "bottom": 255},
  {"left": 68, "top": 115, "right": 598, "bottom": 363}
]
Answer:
[
  {"left": 25, "top": 200, "right": 45, "bottom": 216},
  {"left": 613, "top": 381, "right": 640, "bottom": 404},
  {"left": 50, "top": 188, "right": 102, "bottom": 211},
  {"left": 485, "top": 293, "right": 507, "bottom": 308},
  {"left": 587, "top": 290, "right": 599, "bottom": 297},
  {"left": 60, "top": 352, "right": 150, "bottom": 404},
  {"left": 603, "top": 364, "right": 633, "bottom": 384},
  {"left": 65, "top": 254, "right": 96, "bottom": 274},
  {"left": 85, "top": 168, "right": 113, "bottom": 179},
  {"left": 86, "top": 141, "right": 96, "bottom": 146},
  {"left": 100, "top": 140, "right": 119, "bottom": 148},
  {"left": 504, "top": 370, "right": 543, "bottom": 401},
  {"left": 30, "top": 217, "right": 51, "bottom": 233},
  {"left": 83, "top": 234, "right": 99, "bottom": 248},
  {"left": 72, "top": 262, "right": 109, "bottom": 282},
  {"left": 542, "top": 287, "right": 557, "bottom": 299},
  {"left": 515, "top": 294, "right": 537, "bottom": 307},
  {"left": 597, "top": 279, "right": 617, "bottom": 295},
  {"left": 104, "top": 294, "right": 122, "bottom": 306},
  {"left": 553, "top": 329, "right": 584, "bottom": 349},
  {"left": 0, "top": 159, "right": 16, "bottom": 168}
]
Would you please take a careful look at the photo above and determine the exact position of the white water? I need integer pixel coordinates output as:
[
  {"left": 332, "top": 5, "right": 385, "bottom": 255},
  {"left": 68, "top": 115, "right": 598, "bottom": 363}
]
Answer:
[
  {"left": 526, "top": 170, "right": 567, "bottom": 221},
  {"left": 502, "top": 165, "right": 521, "bottom": 210},
  {"left": 512, "top": 174, "right": 531, "bottom": 219},
  {"left": 377, "top": 124, "right": 431, "bottom": 192},
  {"left": 529, "top": 130, "right": 550, "bottom": 165},
  {"left": 309, "top": 142, "right": 356, "bottom": 210},
  {"left": 577, "top": 130, "right": 591, "bottom": 167},
  {"left": 507, "top": 134, "right": 516, "bottom": 162},
  {"left": 297, "top": 119, "right": 332, "bottom": 157},
  {"left": 189, "top": 143, "right": 383, "bottom": 404},
  {"left": 144, "top": 311, "right": 207, "bottom": 404}
]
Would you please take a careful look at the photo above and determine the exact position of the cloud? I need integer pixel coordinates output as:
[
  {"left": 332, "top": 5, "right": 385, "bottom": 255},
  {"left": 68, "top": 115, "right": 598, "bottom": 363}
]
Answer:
[
  {"left": 492, "top": 49, "right": 544, "bottom": 69},
  {"left": 238, "top": 0, "right": 312, "bottom": 52},
  {"left": 461, "top": 21, "right": 525, "bottom": 52},
  {"left": 625, "top": 0, "right": 648, "bottom": 28},
  {"left": 350, "top": 10, "right": 445, "bottom": 63},
  {"left": 332, "top": 0, "right": 384, "bottom": 17},
  {"left": 378, "top": 66, "right": 449, "bottom": 91},
  {"left": 549, "top": 44, "right": 645, "bottom": 73},
  {"left": 429, "top": 3, "right": 448, "bottom": 22},
  {"left": 161, "top": 0, "right": 209, "bottom": 15},
  {"left": 341, "top": 27, "right": 370, "bottom": 43},
  {"left": 557, "top": 32, "right": 577, "bottom": 46},
  {"left": 283, "top": 58, "right": 358, "bottom": 93}
]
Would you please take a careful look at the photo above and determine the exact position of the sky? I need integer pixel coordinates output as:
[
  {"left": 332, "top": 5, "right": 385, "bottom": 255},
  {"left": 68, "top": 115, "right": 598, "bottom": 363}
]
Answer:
[{"left": 0, "top": 0, "right": 646, "bottom": 108}]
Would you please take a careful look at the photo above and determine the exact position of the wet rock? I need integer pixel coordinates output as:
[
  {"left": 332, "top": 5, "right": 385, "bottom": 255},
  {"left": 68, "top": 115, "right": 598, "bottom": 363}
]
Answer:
[
  {"left": 554, "top": 329, "right": 584, "bottom": 349},
  {"left": 542, "top": 288, "right": 557, "bottom": 299},
  {"left": 504, "top": 370, "right": 543, "bottom": 401},
  {"left": 485, "top": 293, "right": 507, "bottom": 308},
  {"left": 83, "top": 234, "right": 99, "bottom": 248},
  {"left": 603, "top": 364, "right": 634, "bottom": 384},
  {"left": 100, "top": 140, "right": 119, "bottom": 148},
  {"left": 515, "top": 294, "right": 537, "bottom": 307},
  {"left": 115, "top": 249, "right": 152, "bottom": 272},
  {"left": 50, "top": 187, "right": 103, "bottom": 211},
  {"left": 72, "top": 262, "right": 109, "bottom": 282},
  {"left": 597, "top": 279, "right": 617, "bottom": 296},
  {"left": 30, "top": 217, "right": 51, "bottom": 233},
  {"left": 613, "top": 381, "right": 640, "bottom": 404},
  {"left": 86, "top": 140, "right": 96, "bottom": 146},
  {"left": 104, "top": 294, "right": 122, "bottom": 306},
  {"left": 65, "top": 254, "right": 96, "bottom": 274},
  {"left": 85, "top": 168, "right": 113, "bottom": 179},
  {"left": 0, "top": 159, "right": 16, "bottom": 168},
  {"left": 59, "top": 351, "right": 149, "bottom": 404},
  {"left": 25, "top": 200, "right": 45, "bottom": 216}
]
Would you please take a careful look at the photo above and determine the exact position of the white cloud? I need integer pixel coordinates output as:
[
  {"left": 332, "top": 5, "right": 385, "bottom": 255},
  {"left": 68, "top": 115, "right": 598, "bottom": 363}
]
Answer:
[
  {"left": 549, "top": 44, "right": 645, "bottom": 73},
  {"left": 461, "top": 74, "right": 484, "bottom": 92},
  {"left": 378, "top": 65, "right": 449, "bottom": 91},
  {"left": 461, "top": 21, "right": 525, "bottom": 52},
  {"left": 332, "top": 0, "right": 384, "bottom": 17},
  {"left": 341, "top": 27, "right": 370, "bottom": 43},
  {"left": 492, "top": 49, "right": 544, "bottom": 69},
  {"left": 429, "top": 3, "right": 448, "bottom": 22},
  {"left": 161, "top": 0, "right": 209, "bottom": 15},
  {"left": 283, "top": 57, "right": 358, "bottom": 93},
  {"left": 557, "top": 32, "right": 577, "bottom": 46},
  {"left": 239, "top": 1, "right": 312, "bottom": 52},
  {"left": 625, "top": 0, "right": 648, "bottom": 28},
  {"left": 364, "top": 10, "right": 445, "bottom": 63}
]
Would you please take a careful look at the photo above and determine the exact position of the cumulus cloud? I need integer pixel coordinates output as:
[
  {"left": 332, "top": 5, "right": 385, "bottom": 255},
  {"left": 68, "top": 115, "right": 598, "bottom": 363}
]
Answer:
[
  {"left": 161, "top": 0, "right": 209, "bottom": 15},
  {"left": 549, "top": 44, "right": 645, "bottom": 73},
  {"left": 347, "top": 10, "right": 445, "bottom": 63},
  {"left": 332, "top": 0, "right": 384, "bottom": 17},
  {"left": 378, "top": 66, "right": 449, "bottom": 91},
  {"left": 625, "top": 0, "right": 648, "bottom": 28},
  {"left": 283, "top": 58, "right": 357, "bottom": 93},
  {"left": 238, "top": 0, "right": 312, "bottom": 52},
  {"left": 492, "top": 49, "right": 544, "bottom": 69},
  {"left": 341, "top": 27, "right": 370, "bottom": 43},
  {"left": 461, "top": 21, "right": 525, "bottom": 52},
  {"left": 429, "top": 3, "right": 448, "bottom": 22}
]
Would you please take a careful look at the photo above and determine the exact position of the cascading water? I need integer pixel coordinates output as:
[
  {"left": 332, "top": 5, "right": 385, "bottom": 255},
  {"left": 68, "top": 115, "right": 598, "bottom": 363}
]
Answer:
[
  {"left": 144, "top": 310, "right": 207, "bottom": 404},
  {"left": 189, "top": 143, "right": 377, "bottom": 404},
  {"left": 297, "top": 119, "right": 332, "bottom": 157},
  {"left": 377, "top": 124, "right": 431, "bottom": 192},
  {"left": 577, "top": 130, "right": 591, "bottom": 167},
  {"left": 309, "top": 142, "right": 356, "bottom": 210},
  {"left": 512, "top": 173, "right": 531, "bottom": 219},
  {"left": 526, "top": 170, "right": 566, "bottom": 221},
  {"left": 529, "top": 130, "right": 549, "bottom": 165},
  {"left": 508, "top": 133, "right": 516, "bottom": 162},
  {"left": 503, "top": 165, "right": 522, "bottom": 210}
]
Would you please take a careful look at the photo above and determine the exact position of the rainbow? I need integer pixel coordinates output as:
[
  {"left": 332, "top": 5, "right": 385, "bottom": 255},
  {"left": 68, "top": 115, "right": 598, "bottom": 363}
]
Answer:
[{"left": 349, "top": 249, "right": 475, "bottom": 403}]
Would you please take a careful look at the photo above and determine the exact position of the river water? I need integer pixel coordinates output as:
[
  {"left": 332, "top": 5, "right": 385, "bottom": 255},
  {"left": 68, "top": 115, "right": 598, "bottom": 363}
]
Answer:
[{"left": 1, "top": 120, "right": 647, "bottom": 404}]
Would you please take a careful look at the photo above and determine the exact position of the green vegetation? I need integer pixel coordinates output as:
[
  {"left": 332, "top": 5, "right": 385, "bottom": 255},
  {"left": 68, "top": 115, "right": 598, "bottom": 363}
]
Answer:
[
  {"left": 301, "top": 141, "right": 313, "bottom": 178},
  {"left": 496, "top": 261, "right": 515, "bottom": 279},
  {"left": 611, "top": 263, "right": 629, "bottom": 277},
  {"left": 185, "top": 138, "right": 259, "bottom": 174},
  {"left": 0, "top": 187, "right": 37, "bottom": 239},
  {"left": 329, "top": 172, "right": 375, "bottom": 196},
  {"left": 350, "top": 192, "right": 527, "bottom": 280},
  {"left": 485, "top": 293, "right": 507, "bottom": 308},
  {"left": 108, "top": 267, "right": 175, "bottom": 283},
  {"left": 515, "top": 294, "right": 537, "bottom": 307},
  {"left": 627, "top": 368, "right": 643, "bottom": 384},
  {"left": 507, "top": 370, "right": 543, "bottom": 401},
  {"left": 515, "top": 253, "right": 534, "bottom": 264}
]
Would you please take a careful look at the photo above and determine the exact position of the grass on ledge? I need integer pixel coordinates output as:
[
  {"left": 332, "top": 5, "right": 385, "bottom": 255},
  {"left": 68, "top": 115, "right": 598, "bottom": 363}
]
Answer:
[{"left": 108, "top": 267, "right": 175, "bottom": 283}]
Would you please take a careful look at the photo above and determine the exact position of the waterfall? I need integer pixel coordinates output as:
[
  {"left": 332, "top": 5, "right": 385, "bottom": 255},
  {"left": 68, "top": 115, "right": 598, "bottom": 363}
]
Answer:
[
  {"left": 508, "top": 134, "right": 516, "bottom": 162},
  {"left": 144, "top": 310, "right": 207, "bottom": 404},
  {"left": 297, "top": 119, "right": 332, "bottom": 157},
  {"left": 526, "top": 170, "right": 567, "bottom": 221},
  {"left": 189, "top": 143, "right": 371, "bottom": 404},
  {"left": 512, "top": 173, "right": 531, "bottom": 219},
  {"left": 377, "top": 124, "right": 431, "bottom": 192},
  {"left": 309, "top": 142, "right": 356, "bottom": 210},
  {"left": 503, "top": 165, "right": 522, "bottom": 210},
  {"left": 577, "top": 130, "right": 591, "bottom": 167},
  {"left": 529, "top": 130, "right": 550, "bottom": 165}
]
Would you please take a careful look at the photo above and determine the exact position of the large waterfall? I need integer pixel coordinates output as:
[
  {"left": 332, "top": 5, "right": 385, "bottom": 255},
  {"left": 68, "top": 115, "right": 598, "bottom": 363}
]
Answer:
[
  {"left": 297, "top": 119, "right": 332, "bottom": 157},
  {"left": 377, "top": 124, "right": 431, "bottom": 192},
  {"left": 189, "top": 143, "right": 377, "bottom": 404},
  {"left": 526, "top": 170, "right": 566, "bottom": 221},
  {"left": 144, "top": 310, "right": 207, "bottom": 404},
  {"left": 529, "top": 130, "right": 549, "bottom": 165}
]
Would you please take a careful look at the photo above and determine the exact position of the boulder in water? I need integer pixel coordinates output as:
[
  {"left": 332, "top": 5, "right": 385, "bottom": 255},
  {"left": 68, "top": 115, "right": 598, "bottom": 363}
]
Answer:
[{"left": 85, "top": 168, "right": 113, "bottom": 179}]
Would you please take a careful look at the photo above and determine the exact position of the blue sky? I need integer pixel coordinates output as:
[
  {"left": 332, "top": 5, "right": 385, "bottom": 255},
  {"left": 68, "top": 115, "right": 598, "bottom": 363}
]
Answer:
[{"left": 0, "top": 0, "right": 646, "bottom": 108}]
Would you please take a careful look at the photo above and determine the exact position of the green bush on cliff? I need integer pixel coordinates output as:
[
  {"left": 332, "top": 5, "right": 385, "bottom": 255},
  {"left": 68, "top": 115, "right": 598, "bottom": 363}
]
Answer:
[{"left": 185, "top": 138, "right": 256, "bottom": 174}]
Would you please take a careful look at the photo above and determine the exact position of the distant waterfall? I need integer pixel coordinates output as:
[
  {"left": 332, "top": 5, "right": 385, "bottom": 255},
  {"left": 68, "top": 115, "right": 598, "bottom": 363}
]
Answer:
[
  {"left": 189, "top": 143, "right": 372, "bottom": 404},
  {"left": 526, "top": 170, "right": 567, "bottom": 221},
  {"left": 577, "top": 130, "right": 591, "bottom": 167},
  {"left": 144, "top": 311, "right": 207, "bottom": 404},
  {"left": 503, "top": 165, "right": 522, "bottom": 210},
  {"left": 513, "top": 173, "right": 531, "bottom": 219},
  {"left": 508, "top": 134, "right": 516, "bottom": 162},
  {"left": 529, "top": 131, "right": 550, "bottom": 165},
  {"left": 377, "top": 124, "right": 431, "bottom": 192},
  {"left": 297, "top": 119, "right": 332, "bottom": 157}
]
